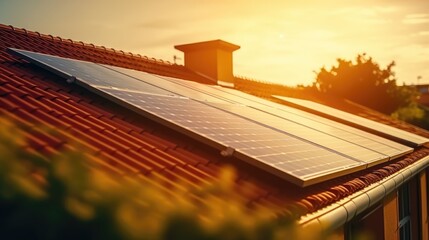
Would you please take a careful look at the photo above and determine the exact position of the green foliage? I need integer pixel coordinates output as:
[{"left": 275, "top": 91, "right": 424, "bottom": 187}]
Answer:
[
  {"left": 0, "top": 116, "right": 331, "bottom": 240},
  {"left": 399, "top": 105, "right": 429, "bottom": 130},
  {"left": 391, "top": 102, "right": 424, "bottom": 122},
  {"left": 313, "top": 54, "right": 422, "bottom": 121}
]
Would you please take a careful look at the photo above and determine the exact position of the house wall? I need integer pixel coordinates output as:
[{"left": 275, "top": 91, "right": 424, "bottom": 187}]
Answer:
[
  {"left": 215, "top": 49, "right": 234, "bottom": 83},
  {"left": 183, "top": 48, "right": 234, "bottom": 83},
  {"left": 384, "top": 191, "right": 399, "bottom": 240},
  {"left": 343, "top": 169, "right": 429, "bottom": 240},
  {"left": 184, "top": 49, "right": 218, "bottom": 81},
  {"left": 347, "top": 205, "right": 384, "bottom": 239},
  {"left": 421, "top": 171, "right": 428, "bottom": 240}
]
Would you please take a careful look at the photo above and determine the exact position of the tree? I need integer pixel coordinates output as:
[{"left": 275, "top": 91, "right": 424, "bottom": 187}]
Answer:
[{"left": 313, "top": 54, "right": 420, "bottom": 117}]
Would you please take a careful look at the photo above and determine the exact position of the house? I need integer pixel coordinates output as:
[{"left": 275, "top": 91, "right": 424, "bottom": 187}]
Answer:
[
  {"left": 416, "top": 84, "right": 429, "bottom": 108},
  {"left": 1, "top": 23, "right": 429, "bottom": 239}
]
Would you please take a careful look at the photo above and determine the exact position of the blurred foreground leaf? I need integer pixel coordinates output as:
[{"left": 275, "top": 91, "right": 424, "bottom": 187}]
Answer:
[{"left": 0, "top": 115, "right": 331, "bottom": 240}]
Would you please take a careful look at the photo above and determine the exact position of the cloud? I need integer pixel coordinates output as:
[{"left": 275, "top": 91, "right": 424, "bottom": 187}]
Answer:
[{"left": 402, "top": 13, "right": 429, "bottom": 24}]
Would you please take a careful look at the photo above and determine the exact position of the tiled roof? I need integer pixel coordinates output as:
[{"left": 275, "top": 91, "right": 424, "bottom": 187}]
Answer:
[{"left": 1, "top": 23, "right": 429, "bottom": 218}]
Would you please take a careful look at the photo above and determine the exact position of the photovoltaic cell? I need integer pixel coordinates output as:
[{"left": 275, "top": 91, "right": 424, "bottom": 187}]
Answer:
[{"left": 273, "top": 96, "right": 429, "bottom": 147}]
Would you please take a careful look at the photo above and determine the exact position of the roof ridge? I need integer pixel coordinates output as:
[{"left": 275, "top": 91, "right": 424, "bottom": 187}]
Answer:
[
  {"left": 0, "top": 23, "right": 174, "bottom": 66},
  {"left": 235, "top": 75, "right": 295, "bottom": 88}
]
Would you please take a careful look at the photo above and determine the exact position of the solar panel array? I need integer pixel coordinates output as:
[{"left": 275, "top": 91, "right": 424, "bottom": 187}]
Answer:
[
  {"left": 99, "top": 89, "right": 363, "bottom": 183},
  {"left": 106, "top": 67, "right": 413, "bottom": 161},
  {"left": 154, "top": 79, "right": 412, "bottom": 157},
  {"left": 8, "top": 48, "right": 417, "bottom": 187},
  {"left": 273, "top": 96, "right": 429, "bottom": 147}
]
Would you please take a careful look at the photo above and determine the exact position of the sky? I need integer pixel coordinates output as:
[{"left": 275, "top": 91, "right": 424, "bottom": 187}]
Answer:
[{"left": 0, "top": 0, "right": 428, "bottom": 86}]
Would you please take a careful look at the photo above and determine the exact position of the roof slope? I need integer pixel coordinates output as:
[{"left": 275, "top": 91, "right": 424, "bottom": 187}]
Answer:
[{"left": 1, "top": 23, "right": 429, "bottom": 218}]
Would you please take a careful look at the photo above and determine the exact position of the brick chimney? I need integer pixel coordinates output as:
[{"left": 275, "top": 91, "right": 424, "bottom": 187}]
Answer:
[{"left": 174, "top": 40, "right": 240, "bottom": 87}]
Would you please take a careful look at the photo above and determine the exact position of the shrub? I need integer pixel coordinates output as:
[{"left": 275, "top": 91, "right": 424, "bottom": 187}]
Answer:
[{"left": 0, "top": 116, "right": 326, "bottom": 240}]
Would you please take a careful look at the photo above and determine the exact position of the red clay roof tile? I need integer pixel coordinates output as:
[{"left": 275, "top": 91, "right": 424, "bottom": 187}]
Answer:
[
  {"left": 0, "top": 95, "right": 19, "bottom": 110},
  {"left": 110, "top": 150, "right": 156, "bottom": 174},
  {"left": 79, "top": 102, "right": 114, "bottom": 119},
  {"left": 96, "top": 151, "right": 140, "bottom": 174},
  {"left": 2, "top": 83, "right": 25, "bottom": 96},
  {"left": 165, "top": 148, "right": 209, "bottom": 166},
  {"left": 29, "top": 127, "right": 65, "bottom": 148},
  {"left": 195, "top": 162, "right": 222, "bottom": 176},
  {"left": 1, "top": 74, "right": 24, "bottom": 87},
  {"left": 111, "top": 128, "right": 156, "bottom": 150},
  {"left": 162, "top": 167, "right": 203, "bottom": 190},
  {"left": 19, "top": 85, "right": 45, "bottom": 98},
  {"left": 45, "top": 98, "right": 80, "bottom": 116},
  {"left": 59, "top": 115, "right": 91, "bottom": 132},
  {"left": 85, "top": 153, "right": 127, "bottom": 175},
  {"left": 152, "top": 149, "right": 188, "bottom": 167},
  {"left": 133, "top": 131, "right": 177, "bottom": 150},
  {"left": 24, "top": 131, "right": 48, "bottom": 150},
  {"left": 125, "top": 149, "right": 175, "bottom": 170},
  {"left": 24, "top": 96, "right": 55, "bottom": 113},
  {"left": 0, "top": 108, "right": 34, "bottom": 128},
  {"left": 86, "top": 115, "right": 119, "bottom": 131}
]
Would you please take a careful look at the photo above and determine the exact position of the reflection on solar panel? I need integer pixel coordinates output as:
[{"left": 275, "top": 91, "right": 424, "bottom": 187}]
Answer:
[
  {"left": 104, "top": 65, "right": 232, "bottom": 104},
  {"left": 135, "top": 74, "right": 412, "bottom": 159},
  {"left": 9, "top": 48, "right": 175, "bottom": 96},
  {"left": 273, "top": 96, "right": 429, "bottom": 147},
  {"left": 198, "top": 86, "right": 412, "bottom": 155},
  {"left": 110, "top": 67, "right": 413, "bottom": 159},
  {"left": 206, "top": 102, "right": 399, "bottom": 166},
  {"left": 99, "top": 88, "right": 364, "bottom": 185},
  {"left": 7, "top": 48, "right": 414, "bottom": 187}
]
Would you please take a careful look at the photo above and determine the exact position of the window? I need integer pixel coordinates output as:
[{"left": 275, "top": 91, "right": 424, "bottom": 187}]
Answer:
[
  {"left": 398, "top": 178, "right": 421, "bottom": 240},
  {"left": 347, "top": 205, "right": 384, "bottom": 240},
  {"left": 398, "top": 183, "right": 412, "bottom": 240}
]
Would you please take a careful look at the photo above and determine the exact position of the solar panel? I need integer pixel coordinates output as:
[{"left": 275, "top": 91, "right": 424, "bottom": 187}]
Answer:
[
  {"left": 104, "top": 65, "right": 231, "bottom": 103},
  {"left": 141, "top": 74, "right": 412, "bottom": 159},
  {"left": 206, "top": 102, "right": 401, "bottom": 166},
  {"left": 106, "top": 66, "right": 412, "bottom": 162},
  {"left": 9, "top": 48, "right": 175, "bottom": 96},
  {"left": 98, "top": 88, "right": 365, "bottom": 185},
  {"left": 7, "top": 48, "right": 414, "bottom": 187},
  {"left": 273, "top": 96, "right": 429, "bottom": 147},
  {"left": 198, "top": 86, "right": 413, "bottom": 155}
]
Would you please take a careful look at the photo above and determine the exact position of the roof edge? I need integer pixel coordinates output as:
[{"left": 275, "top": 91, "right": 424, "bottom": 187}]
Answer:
[
  {"left": 298, "top": 154, "right": 429, "bottom": 234},
  {"left": 175, "top": 39, "right": 240, "bottom": 52}
]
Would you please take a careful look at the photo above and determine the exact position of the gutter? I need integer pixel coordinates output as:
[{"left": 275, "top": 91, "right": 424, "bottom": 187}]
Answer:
[{"left": 299, "top": 154, "right": 429, "bottom": 233}]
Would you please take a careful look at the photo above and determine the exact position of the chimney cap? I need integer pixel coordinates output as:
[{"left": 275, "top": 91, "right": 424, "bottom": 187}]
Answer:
[{"left": 175, "top": 39, "right": 240, "bottom": 52}]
